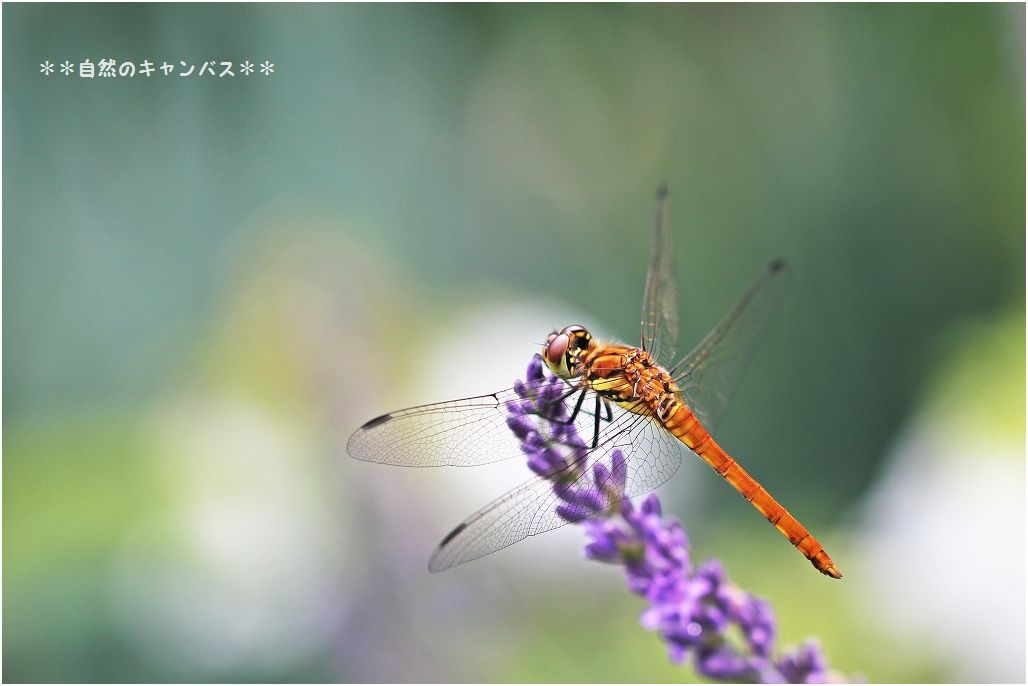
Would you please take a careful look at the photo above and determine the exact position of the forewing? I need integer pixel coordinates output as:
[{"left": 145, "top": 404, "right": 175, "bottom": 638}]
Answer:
[
  {"left": 347, "top": 378, "right": 592, "bottom": 467},
  {"left": 639, "top": 185, "right": 679, "bottom": 369},
  {"left": 672, "top": 260, "right": 789, "bottom": 431},
  {"left": 428, "top": 406, "right": 689, "bottom": 572}
]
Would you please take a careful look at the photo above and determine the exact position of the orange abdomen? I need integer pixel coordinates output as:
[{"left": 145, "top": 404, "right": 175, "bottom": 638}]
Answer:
[{"left": 660, "top": 401, "right": 842, "bottom": 579}]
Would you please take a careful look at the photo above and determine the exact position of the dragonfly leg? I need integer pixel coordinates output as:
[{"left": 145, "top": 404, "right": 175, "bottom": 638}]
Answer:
[
  {"left": 552, "top": 384, "right": 580, "bottom": 403},
  {"left": 544, "top": 384, "right": 582, "bottom": 423},
  {"left": 590, "top": 394, "right": 604, "bottom": 449},
  {"left": 601, "top": 398, "right": 613, "bottom": 422},
  {"left": 565, "top": 388, "right": 589, "bottom": 425}
]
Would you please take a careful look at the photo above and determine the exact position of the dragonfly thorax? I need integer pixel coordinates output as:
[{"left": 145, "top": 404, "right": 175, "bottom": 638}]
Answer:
[
  {"left": 542, "top": 325, "right": 595, "bottom": 379},
  {"left": 579, "top": 345, "right": 681, "bottom": 415}
]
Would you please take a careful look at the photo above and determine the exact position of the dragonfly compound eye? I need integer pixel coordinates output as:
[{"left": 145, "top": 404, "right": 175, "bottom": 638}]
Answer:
[{"left": 544, "top": 333, "right": 569, "bottom": 368}]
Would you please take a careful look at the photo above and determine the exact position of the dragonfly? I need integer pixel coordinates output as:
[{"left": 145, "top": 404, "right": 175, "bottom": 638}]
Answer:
[{"left": 348, "top": 186, "right": 841, "bottom": 579}]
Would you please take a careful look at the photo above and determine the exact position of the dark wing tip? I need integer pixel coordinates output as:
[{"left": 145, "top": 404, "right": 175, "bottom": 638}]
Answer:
[
  {"left": 769, "top": 258, "right": 787, "bottom": 273},
  {"left": 438, "top": 522, "right": 467, "bottom": 548},
  {"left": 428, "top": 522, "right": 469, "bottom": 573},
  {"left": 656, "top": 183, "right": 669, "bottom": 200},
  {"left": 346, "top": 413, "right": 392, "bottom": 460},
  {"left": 361, "top": 413, "right": 392, "bottom": 430}
]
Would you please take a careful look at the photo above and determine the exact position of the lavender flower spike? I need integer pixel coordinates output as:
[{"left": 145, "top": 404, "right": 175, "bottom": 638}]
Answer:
[{"left": 505, "top": 355, "right": 848, "bottom": 684}]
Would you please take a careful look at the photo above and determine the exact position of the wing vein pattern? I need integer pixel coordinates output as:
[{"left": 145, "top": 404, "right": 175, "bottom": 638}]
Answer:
[
  {"left": 348, "top": 378, "right": 587, "bottom": 467},
  {"left": 672, "top": 260, "right": 788, "bottom": 431},
  {"left": 640, "top": 185, "right": 679, "bottom": 369},
  {"left": 428, "top": 405, "right": 689, "bottom": 572}
]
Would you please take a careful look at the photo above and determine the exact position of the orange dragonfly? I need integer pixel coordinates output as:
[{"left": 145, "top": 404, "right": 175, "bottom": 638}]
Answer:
[{"left": 348, "top": 186, "right": 841, "bottom": 579}]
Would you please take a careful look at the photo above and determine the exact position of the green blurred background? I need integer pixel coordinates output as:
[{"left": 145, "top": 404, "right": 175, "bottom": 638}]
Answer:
[{"left": 4, "top": 3, "right": 1024, "bottom": 682}]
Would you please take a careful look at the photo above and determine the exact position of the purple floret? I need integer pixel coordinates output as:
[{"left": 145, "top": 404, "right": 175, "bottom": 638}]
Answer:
[{"left": 504, "top": 355, "right": 847, "bottom": 684}]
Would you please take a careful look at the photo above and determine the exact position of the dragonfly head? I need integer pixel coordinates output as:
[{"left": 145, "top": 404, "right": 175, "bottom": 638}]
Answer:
[{"left": 543, "top": 325, "right": 594, "bottom": 379}]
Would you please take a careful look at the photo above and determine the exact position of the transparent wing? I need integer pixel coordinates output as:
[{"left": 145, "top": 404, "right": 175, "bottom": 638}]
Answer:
[
  {"left": 671, "top": 259, "right": 789, "bottom": 432},
  {"left": 639, "top": 185, "right": 679, "bottom": 369},
  {"left": 428, "top": 406, "right": 689, "bottom": 572},
  {"left": 347, "top": 377, "right": 596, "bottom": 467}
]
